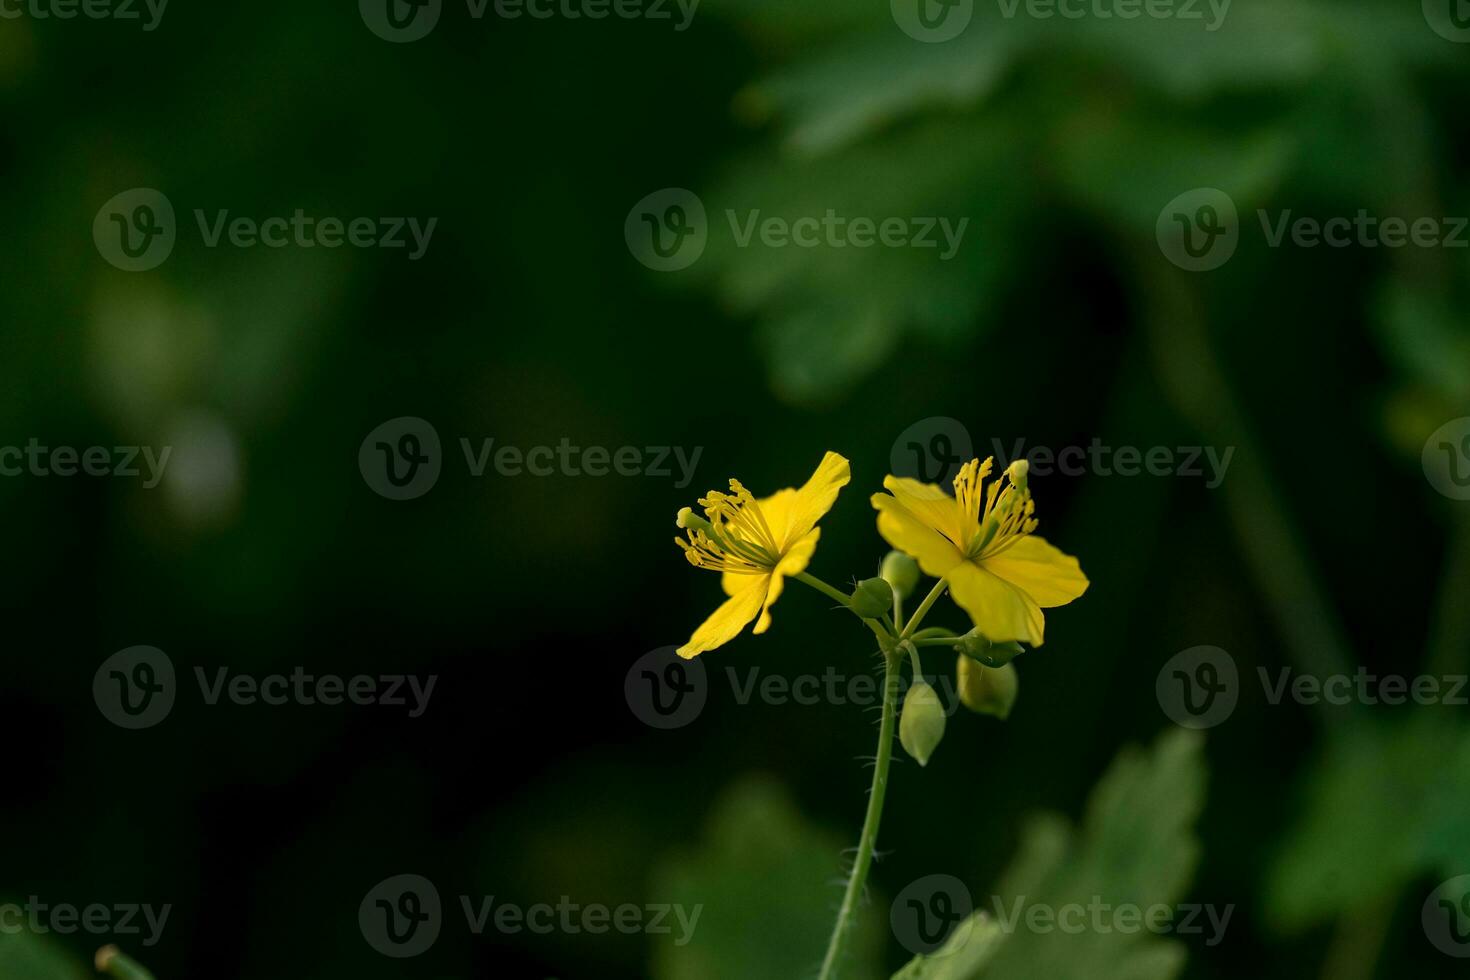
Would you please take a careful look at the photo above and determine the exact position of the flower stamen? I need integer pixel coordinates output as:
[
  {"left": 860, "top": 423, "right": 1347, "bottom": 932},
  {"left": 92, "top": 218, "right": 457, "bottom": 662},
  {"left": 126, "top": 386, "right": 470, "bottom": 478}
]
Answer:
[{"left": 675, "top": 480, "right": 783, "bottom": 573}]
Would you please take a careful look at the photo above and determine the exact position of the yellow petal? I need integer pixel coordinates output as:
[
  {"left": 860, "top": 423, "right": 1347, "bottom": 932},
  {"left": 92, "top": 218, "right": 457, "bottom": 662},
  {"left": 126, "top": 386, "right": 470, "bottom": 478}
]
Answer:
[
  {"left": 947, "top": 561, "right": 1046, "bottom": 646},
  {"left": 754, "top": 528, "right": 821, "bottom": 634},
  {"left": 677, "top": 576, "right": 770, "bottom": 659},
  {"left": 872, "top": 493, "right": 966, "bottom": 579},
  {"left": 777, "top": 452, "right": 851, "bottom": 551},
  {"left": 881, "top": 475, "right": 975, "bottom": 548},
  {"left": 981, "top": 535, "right": 1090, "bottom": 609}
]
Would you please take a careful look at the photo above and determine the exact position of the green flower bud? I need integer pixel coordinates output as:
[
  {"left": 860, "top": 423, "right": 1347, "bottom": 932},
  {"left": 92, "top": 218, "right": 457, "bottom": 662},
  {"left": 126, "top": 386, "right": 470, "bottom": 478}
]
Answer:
[
  {"left": 96, "top": 947, "right": 156, "bottom": 980},
  {"left": 956, "top": 628, "right": 1023, "bottom": 668},
  {"left": 899, "top": 679, "right": 947, "bottom": 767},
  {"left": 850, "top": 577, "right": 893, "bottom": 618},
  {"left": 880, "top": 550, "right": 920, "bottom": 600},
  {"left": 958, "top": 656, "right": 1019, "bottom": 719}
]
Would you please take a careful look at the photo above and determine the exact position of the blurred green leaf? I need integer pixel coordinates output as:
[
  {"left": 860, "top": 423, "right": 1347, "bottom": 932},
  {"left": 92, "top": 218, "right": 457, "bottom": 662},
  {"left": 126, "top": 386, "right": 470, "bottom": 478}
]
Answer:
[
  {"left": 650, "top": 776, "right": 882, "bottom": 980},
  {"left": 1374, "top": 281, "right": 1470, "bottom": 407},
  {"left": 893, "top": 729, "right": 1206, "bottom": 980},
  {"left": 0, "top": 929, "right": 88, "bottom": 980},
  {"left": 1267, "top": 717, "right": 1470, "bottom": 930}
]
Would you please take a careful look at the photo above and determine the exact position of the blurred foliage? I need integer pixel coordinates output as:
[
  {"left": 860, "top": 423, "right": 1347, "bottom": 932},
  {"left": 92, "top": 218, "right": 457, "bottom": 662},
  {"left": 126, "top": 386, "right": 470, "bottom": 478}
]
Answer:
[
  {"left": 895, "top": 730, "right": 1203, "bottom": 980},
  {"left": 1267, "top": 716, "right": 1470, "bottom": 929},
  {"left": 694, "top": 0, "right": 1465, "bottom": 404},
  {"left": 650, "top": 777, "right": 882, "bottom": 980},
  {"left": 2, "top": 0, "right": 1468, "bottom": 977},
  {"left": 0, "top": 932, "right": 87, "bottom": 980}
]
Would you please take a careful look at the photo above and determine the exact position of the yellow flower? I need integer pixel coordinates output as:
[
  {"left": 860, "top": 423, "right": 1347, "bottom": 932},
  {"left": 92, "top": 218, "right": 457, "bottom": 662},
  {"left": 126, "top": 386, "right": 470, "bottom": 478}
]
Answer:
[
  {"left": 871, "top": 457, "right": 1087, "bottom": 646},
  {"left": 674, "top": 452, "right": 851, "bottom": 659}
]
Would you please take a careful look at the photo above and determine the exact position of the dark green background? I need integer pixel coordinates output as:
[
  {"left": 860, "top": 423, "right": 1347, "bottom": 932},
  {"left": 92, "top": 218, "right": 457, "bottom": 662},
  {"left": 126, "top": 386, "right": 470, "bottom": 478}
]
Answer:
[{"left": 2, "top": 1, "right": 1468, "bottom": 977}]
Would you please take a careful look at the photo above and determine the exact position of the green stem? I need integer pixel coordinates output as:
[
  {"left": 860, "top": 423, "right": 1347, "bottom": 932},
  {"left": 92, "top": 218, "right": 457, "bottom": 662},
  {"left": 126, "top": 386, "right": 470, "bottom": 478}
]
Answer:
[
  {"left": 95, "top": 947, "right": 155, "bottom": 980},
  {"left": 901, "top": 579, "right": 948, "bottom": 639},
  {"left": 794, "top": 572, "right": 895, "bottom": 644},
  {"left": 795, "top": 571, "right": 855, "bottom": 606},
  {"left": 816, "top": 649, "right": 901, "bottom": 980}
]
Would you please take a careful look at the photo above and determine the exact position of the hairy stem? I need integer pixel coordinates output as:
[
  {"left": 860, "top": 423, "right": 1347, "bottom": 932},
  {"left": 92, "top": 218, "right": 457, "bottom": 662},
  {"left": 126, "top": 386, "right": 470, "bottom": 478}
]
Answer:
[{"left": 817, "top": 648, "right": 900, "bottom": 980}]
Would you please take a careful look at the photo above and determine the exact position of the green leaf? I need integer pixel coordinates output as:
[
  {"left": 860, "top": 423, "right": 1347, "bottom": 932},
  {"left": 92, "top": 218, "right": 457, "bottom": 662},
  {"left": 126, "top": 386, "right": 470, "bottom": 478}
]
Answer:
[
  {"left": 0, "top": 929, "right": 89, "bottom": 980},
  {"left": 892, "top": 730, "right": 1207, "bottom": 980},
  {"left": 1266, "top": 717, "right": 1470, "bottom": 930},
  {"left": 650, "top": 776, "right": 883, "bottom": 980}
]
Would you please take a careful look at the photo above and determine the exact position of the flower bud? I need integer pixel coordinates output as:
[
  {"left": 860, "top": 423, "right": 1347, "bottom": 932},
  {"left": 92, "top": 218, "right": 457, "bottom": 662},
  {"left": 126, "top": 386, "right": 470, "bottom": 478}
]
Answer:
[
  {"left": 956, "top": 628, "right": 1023, "bottom": 668},
  {"left": 957, "top": 656, "right": 1018, "bottom": 719},
  {"left": 899, "top": 679, "right": 947, "bottom": 766},
  {"left": 880, "top": 550, "right": 920, "bottom": 600},
  {"left": 850, "top": 577, "right": 893, "bottom": 619},
  {"left": 1006, "top": 459, "right": 1029, "bottom": 492}
]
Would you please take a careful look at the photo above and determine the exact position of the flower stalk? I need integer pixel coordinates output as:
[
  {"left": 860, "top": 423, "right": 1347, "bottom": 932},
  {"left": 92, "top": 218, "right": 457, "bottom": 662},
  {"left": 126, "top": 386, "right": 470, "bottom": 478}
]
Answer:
[
  {"left": 669, "top": 452, "right": 1088, "bottom": 975},
  {"left": 817, "top": 643, "right": 901, "bottom": 980}
]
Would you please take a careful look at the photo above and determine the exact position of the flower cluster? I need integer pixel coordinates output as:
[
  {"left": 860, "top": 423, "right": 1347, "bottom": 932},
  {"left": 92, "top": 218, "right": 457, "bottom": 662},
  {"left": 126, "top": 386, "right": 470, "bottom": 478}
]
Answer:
[{"left": 675, "top": 451, "right": 1085, "bottom": 654}]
